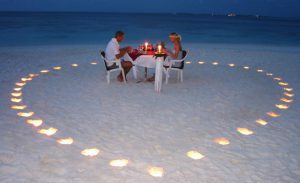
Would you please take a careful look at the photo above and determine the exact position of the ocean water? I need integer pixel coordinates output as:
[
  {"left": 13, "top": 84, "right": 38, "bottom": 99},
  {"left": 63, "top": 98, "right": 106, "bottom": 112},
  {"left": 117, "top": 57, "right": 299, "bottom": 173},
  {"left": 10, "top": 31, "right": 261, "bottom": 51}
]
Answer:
[{"left": 0, "top": 12, "right": 300, "bottom": 47}]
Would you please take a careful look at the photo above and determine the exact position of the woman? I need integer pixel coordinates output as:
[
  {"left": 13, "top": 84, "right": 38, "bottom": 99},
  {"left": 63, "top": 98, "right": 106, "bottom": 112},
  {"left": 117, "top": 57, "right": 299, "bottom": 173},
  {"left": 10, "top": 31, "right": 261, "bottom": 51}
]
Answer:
[{"left": 164, "top": 32, "right": 183, "bottom": 68}]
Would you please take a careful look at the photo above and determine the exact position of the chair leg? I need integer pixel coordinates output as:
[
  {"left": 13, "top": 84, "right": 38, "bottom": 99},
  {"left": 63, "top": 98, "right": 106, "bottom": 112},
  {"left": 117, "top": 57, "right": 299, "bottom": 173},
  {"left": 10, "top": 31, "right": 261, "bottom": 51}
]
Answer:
[
  {"left": 180, "top": 70, "right": 183, "bottom": 82},
  {"left": 177, "top": 70, "right": 180, "bottom": 82},
  {"left": 106, "top": 72, "right": 110, "bottom": 84},
  {"left": 165, "top": 69, "right": 169, "bottom": 84},
  {"left": 121, "top": 69, "right": 126, "bottom": 84},
  {"left": 132, "top": 66, "right": 138, "bottom": 80}
]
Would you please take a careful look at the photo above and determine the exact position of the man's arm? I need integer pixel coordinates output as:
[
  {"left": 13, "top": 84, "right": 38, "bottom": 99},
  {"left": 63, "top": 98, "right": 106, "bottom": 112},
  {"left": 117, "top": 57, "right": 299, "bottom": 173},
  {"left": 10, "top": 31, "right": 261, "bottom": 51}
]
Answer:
[{"left": 116, "top": 47, "right": 132, "bottom": 59}]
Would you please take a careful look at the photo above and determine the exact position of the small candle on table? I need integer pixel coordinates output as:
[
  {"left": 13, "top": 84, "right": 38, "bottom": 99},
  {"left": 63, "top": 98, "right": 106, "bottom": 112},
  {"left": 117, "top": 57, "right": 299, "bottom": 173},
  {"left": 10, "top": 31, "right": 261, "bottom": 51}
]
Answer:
[
  {"left": 145, "top": 42, "right": 149, "bottom": 51},
  {"left": 157, "top": 45, "right": 162, "bottom": 53}
]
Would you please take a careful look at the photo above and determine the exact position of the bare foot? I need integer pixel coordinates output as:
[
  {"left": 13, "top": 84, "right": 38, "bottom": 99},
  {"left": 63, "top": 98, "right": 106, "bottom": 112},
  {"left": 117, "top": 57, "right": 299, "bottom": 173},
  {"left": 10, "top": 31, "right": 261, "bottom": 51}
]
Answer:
[
  {"left": 146, "top": 75, "right": 155, "bottom": 82},
  {"left": 117, "top": 75, "right": 123, "bottom": 82}
]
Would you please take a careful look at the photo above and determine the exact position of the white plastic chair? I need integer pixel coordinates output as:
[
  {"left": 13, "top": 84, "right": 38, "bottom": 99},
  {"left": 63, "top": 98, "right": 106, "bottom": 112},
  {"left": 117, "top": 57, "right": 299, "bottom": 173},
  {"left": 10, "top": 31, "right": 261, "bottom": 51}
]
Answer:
[
  {"left": 100, "top": 50, "right": 126, "bottom": 84},
  {"left": 164, "top": 50, "right": 188, "bottom": 84}
]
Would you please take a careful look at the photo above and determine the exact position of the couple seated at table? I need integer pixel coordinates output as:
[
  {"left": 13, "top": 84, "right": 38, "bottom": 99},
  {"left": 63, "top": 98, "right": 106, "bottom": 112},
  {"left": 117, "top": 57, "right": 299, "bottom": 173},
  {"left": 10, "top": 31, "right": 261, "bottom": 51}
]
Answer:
[{"left": 105, "top": 30, "right": 183, "bottom": 82}]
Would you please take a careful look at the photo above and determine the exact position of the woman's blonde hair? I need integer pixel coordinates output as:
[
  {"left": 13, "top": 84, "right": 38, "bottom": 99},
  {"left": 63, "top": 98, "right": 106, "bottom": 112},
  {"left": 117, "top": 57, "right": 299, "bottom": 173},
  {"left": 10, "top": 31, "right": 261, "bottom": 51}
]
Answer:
[{"left": 169, "top": 32, "right": 182, "bottom": 41}]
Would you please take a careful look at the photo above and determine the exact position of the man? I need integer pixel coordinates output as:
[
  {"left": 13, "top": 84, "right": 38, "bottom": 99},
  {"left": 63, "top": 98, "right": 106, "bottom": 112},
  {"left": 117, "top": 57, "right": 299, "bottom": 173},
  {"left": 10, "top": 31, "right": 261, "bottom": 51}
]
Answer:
[{"left": 105, "top": 31, "right": 133, "bottom": 82}]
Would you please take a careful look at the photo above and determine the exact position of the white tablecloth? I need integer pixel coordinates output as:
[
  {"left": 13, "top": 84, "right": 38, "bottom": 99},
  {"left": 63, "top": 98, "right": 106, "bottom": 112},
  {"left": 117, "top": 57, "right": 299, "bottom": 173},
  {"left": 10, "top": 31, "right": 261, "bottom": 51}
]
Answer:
[{"left": 134, "top": 55, "right": 157, "bottom": 68}]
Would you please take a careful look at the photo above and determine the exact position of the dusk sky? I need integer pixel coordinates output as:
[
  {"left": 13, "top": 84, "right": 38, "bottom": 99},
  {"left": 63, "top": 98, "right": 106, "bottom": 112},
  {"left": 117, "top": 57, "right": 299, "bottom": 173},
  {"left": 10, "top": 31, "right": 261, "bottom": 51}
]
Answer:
[{"left": 1, "top": 0, "right": 300, "bottom": 18}]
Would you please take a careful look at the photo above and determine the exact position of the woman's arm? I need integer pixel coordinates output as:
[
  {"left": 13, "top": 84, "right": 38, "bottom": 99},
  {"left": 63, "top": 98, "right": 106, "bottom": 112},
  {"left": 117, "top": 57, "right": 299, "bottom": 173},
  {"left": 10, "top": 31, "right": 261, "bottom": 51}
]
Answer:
[{"left": 166, "top": 43, "right": 180, "bottom": 59}]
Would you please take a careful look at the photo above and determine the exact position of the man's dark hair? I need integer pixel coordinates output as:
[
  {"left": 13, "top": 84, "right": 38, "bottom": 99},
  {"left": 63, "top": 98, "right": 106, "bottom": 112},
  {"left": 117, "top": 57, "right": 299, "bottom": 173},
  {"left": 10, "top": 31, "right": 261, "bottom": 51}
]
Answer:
[{"left": 115, "top": 31, "right": 125, "bottom": 37}]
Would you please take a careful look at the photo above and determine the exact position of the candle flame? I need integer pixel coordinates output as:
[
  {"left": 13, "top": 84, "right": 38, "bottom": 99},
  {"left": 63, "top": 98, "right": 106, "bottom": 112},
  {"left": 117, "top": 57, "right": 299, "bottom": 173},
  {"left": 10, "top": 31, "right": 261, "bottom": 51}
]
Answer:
[
  {"left": 266, "top": 73, "right": 273, "bottom": 76},
  {"left": 256, "top": 119, "right": 268, "bottom": 126},
  {"left": 71, "top": 64, "right": 78, "bottom": 67},
  {"left": 228, "top": 63, "right": 235, "bottom": 67},
  {"left": 186, "top": 61, "right": 192, "bottom": 64},
  {"left": 237, "top": 128, "right": 254, "bottom": 135},
  {"left": 243, "top": 66, "right": 250, "bottom": 70},
  {"left": 11, "top": 105, "right": 27, "bottom": 110},
  {"left": 15, "top": 82, "right": 26, "bottom": 87},
  {"left": 283, "top": 88, "right": 293, "bottom": 92},
  {"left": 14, "top": 88, "right": 22, "bottom": 91},
  {"left": 53, "top": 66, "right": 62, "bottom": 70},
  {"left": 280, "top": 98, "right": 293, "bottom": 103},
  {"left": 38, "top": 127, "right": 57, "bottom": 136},
  {"left": 81, "top": 148, "right": 100, "bottom": 157},
  {"left": 21, "top": 77, "right": 32, "bottom": 82},
  {"left": 148, "top": 167, "right": 164, "bottom": 177},
  {"left": 214, "top": 137, "right": 230, "bottom": 145},
  {"left": 90, "top": 62, "right": 98, "bottom": 65},
  {"left": 109, "top": 159, "right": 129, "bottom": 167},
  {"left": 40, "top": 70, "right": 50, "bottom": 73},
  {"left": 266, "top": 111, "right": 280, "bottom": 118},
  {"left": 17, "top": 112, "right": 34, "bottom": 117},
  {"left": 11, "top": 92, "right": 22, "bottom": 97},
  {"left": 278, "top": 82, "right": 288, "bottom": 86},
  {"left": 29, "top": 74, "right": 39, "bottom": 78},
  {"left": 283, "top": 92, "right": 294, "bottom": 97},
  {"left": 186, "top": 150, "right": 205, "bottom": 160},
  {"left": 198, "top": 61, "right": 205, "bottom": 64},
  {"left": 275, "top": 104, "right": 289, "bottom": 110},
  {"left": 257, "top": 69, "right": 264, "bottom": 72},
  {"left": 26, "top": 119, "right": 43, "bottom": 127},
  {"left": 273, "top": 77, "right": 282, "bottom": 81},
  {"left": 11, "top": 98, "right": 22, "bottom": 103},
  {"left": 57, "top": 137, "right": 73, "bottom": 145},
  {"left": 212, "top": 62, "right": 219, "bottom": 65}
]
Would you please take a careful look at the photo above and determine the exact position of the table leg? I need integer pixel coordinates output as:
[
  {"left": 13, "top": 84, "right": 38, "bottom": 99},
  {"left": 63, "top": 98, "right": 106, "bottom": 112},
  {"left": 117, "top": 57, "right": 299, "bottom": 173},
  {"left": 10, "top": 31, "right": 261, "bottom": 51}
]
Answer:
[{"left": 155, "top": 57, "right": 164, "bottom": 92}]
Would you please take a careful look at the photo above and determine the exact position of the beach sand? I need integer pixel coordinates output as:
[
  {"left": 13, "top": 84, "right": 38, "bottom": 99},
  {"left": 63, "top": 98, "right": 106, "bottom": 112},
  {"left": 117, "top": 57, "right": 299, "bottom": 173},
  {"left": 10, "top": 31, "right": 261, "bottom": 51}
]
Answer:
[{"left": 0, "top": 43, "right": 299, "bottom": 182}]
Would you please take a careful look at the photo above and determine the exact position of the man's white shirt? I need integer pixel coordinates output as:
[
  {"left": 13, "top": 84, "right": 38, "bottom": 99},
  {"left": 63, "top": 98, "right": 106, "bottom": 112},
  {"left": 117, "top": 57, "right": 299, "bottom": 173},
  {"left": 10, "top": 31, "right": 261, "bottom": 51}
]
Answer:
[{"left": 105, "top": 38, "right": 120, "bottom": 66}]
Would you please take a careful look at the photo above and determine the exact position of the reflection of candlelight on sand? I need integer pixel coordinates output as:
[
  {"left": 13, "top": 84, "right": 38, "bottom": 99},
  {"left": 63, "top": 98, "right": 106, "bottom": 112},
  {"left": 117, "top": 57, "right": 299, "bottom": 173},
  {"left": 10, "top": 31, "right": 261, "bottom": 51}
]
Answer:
[
  {"left": 273, "top": 77, "right": 282, "bottom": 81},
  {"left": 110, "top": 159, "right": 129, "bottom": 167},
  {"left": 267, "top": 111, "right": 280, "bottom": 118},
  {"left": 186, "top": 150, "right": 205, "bottom": 160},
  {"left": 17, "top": 112, "right": 34, "bottom": 117},
  {"left": 57, "top": 137, "right": 73, "bottom": 145},
  {"left": 16, "top": 82, "right": 26, "bottom": 87},
  {"left": 214, "top": 137, "right": 230, "bottom": 145},
  {"left": 228, "top": 63, "right": 235, "bottom": 67},
  {"left": 11, "top": 92, "right": 22, "bottom": 97},
  {"left": 237, "top": 128, "right": 254, "bottom": 135},
  {"left": 283, "top": 92, "right": 294, "bottom": 97},
  {"left": 40, "top": 70, "right": 50, "bottom": 73},
  {"left": 243, "top": 66, "right": 250, "bottom": 70},
  {"left": 275, "top": 104, "right": 289, "bottom": 110},
  {"left": 71, "top": 64, "right": 78, "bottom": 67},
  {"left": 53, "top": 66, "right": 62, "bottom": 70},
  {"left": 148, "top": 167, "right": 164, "bottom": 177},
  {"left": 256, "top": 119, "right": 268, "bottom": 126},
  {"left": 198, "top": 61, "right": 205, "bottom": 64},
  {"left": 11, "top": 98, "right": 22, "bottom": 103},
  {"left": 280, "top": 98, "right": 293, "bottom": 103},
  {"left": 11, "top": 105, "right": 27, "bottom": 110},
  {"left": 81, "top": 148, "right": 100, "bottom": 157},
  {"left": 26, "top": 119, "right": 43, "bottom": 127},
  {"left": 38, "top": 127, "right": 57, "bottom": 136},
  {"left": 14, "top": 87, "right": 22, "bottom": 91},
  {"left": 278, "top": 82, "right": 288, "bottom": 86},
  {"left": 212, "top": 62, "right": 219, "bottom": 65}
]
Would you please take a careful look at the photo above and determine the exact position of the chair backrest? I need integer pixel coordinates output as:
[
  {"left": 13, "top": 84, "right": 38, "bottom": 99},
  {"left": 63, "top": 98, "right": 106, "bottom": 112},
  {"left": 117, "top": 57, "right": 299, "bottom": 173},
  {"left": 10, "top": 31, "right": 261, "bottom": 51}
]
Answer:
[
  {"left": 178, "top": 50, "right": 188, "bottom": 70},
  {"left": 99, "top": 50, "right": 110, "bottom": 71}
]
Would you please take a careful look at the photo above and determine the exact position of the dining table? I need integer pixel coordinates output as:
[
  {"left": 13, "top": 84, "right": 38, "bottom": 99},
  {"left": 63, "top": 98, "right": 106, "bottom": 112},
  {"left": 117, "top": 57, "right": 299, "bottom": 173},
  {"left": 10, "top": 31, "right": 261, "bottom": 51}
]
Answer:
[{"left": 129, "top": 50, "right": 166, "bottom": 92}]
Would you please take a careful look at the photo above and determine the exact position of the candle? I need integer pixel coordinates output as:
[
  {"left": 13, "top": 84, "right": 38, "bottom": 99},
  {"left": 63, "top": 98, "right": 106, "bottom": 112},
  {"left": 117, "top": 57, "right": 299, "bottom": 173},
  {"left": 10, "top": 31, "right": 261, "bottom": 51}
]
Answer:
[
  {"left": 157, "top": 45, "right": 162, "bottom": 53},
  {"left": 145, "top": 42, "right": 148, "bottom": 51}
]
